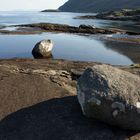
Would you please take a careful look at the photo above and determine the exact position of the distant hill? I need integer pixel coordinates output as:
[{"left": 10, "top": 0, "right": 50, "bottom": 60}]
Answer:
[{"left": 59, "top": 0, "right": 140, "bottom": 13}]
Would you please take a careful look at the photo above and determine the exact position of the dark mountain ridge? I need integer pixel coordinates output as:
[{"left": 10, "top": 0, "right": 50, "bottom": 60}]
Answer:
[{"left": 59, "top": 0, "right": 140, "bottom": 13}]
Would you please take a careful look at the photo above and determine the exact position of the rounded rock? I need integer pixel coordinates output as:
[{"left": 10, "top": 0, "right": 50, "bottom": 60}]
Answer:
[{"left": 32, "top": 39, "right": 53, "bottom": 58}]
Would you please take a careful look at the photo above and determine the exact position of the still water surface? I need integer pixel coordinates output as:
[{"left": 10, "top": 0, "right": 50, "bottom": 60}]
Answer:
[
  {"left": 0, "top": 11, "right": 139, "bottom": 32},
  {"left": 0, "top": 11, "right": 139, "bottom": 65}
]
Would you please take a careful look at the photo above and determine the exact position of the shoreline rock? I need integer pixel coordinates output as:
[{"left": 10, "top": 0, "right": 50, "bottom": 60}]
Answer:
[
  {"left": 0, "top": 58, "right": 139, "bottom": 120},
  {"left": 0, "top": 59, "right": 140, "bottom": 139},
  {"left": 77, "top": 64, "right": 140, "bottom": 130},
  {"left": 16, "top": 23, "right": 122, "bottom": 34},
  {"left": 0, "top": 59, "right": 140, "bottom": 140},
  {"left": 0, "top": 22, "right": 139, "bottom": 35}
]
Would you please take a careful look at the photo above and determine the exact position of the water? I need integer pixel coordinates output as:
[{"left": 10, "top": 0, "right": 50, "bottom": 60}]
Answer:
[
  {"left": 0, "top": 11, "right": 139, "bottom": 32},
  {"left": 0, "top": 11, "right": 139, "bottom": 65}
]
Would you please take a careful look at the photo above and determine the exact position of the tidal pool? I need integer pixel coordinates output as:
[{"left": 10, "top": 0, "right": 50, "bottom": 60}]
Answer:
[{"left": 0, "top": 32, "right": 139, "bottom": 65}]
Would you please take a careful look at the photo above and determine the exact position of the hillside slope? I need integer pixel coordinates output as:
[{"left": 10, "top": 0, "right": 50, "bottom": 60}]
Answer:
[{"left": 59, "top": 0, "right": 140, "bottom": 12}]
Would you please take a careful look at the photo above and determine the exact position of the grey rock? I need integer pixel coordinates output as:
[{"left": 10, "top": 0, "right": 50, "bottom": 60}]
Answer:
[
  {"left": 77, "top": 64, "right": 140, "bottom": 130},
  {"left": 32, "top": 39, "right": 53, "bottom": 58}
]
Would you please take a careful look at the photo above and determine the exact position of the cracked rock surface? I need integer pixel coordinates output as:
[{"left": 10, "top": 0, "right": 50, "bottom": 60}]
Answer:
[{"left": 0, "top": 59, "right": 96, "bottom": 119}]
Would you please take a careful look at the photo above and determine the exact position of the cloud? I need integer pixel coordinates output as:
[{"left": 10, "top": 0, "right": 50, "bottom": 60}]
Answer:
[{"left": 0, "top": 0, "right": 67, "bottom": 11}]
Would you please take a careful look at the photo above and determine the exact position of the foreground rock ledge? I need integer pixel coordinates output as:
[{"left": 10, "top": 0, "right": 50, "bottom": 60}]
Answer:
[
  {"left": 77, "top": 64, "right": 140, "bottom": 131},
  {"left": 0, "top": 59, "right": 140, "bottom": 140}
]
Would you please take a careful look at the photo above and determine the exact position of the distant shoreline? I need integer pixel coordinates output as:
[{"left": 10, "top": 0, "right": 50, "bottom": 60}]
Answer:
[{"left": 41, "top": 9, "right": 60, "bottom": 12}]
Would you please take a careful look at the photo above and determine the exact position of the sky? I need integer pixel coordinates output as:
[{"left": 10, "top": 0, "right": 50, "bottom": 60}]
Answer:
[{"left": 0, "top": 0, "right": 68, "bottom": 11}]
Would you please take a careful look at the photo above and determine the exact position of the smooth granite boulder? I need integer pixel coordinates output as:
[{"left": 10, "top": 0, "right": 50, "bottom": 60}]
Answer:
[
  {"left": 77, "top": 64, "right": 140, "bottom": 130},
  {"left": 32, "top": 39, "right": 53, "bottom": 58}
]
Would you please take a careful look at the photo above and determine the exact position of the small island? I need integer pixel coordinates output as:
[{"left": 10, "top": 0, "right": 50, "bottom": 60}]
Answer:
[{"left": 41, "top": 9, "right": 60, "bottom": 12}]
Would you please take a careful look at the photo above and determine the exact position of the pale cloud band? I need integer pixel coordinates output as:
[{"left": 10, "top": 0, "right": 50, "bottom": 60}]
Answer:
[{"left": 0, "top": 0, "right": 67, "bottom": 11}]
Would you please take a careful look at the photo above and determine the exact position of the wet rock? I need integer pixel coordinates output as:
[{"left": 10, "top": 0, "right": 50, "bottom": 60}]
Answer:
[
  {"left": 16, "top": 23, "right": 129, "bottom": 35},
  {"left": 32, "top": 39, "right": 53, "bottom": 58},
  {"left": 79, "top": 24, "right": 96, "bottom": 29},
  {"left": 77, "top": 64, "right": 140, "bottom": 130}
]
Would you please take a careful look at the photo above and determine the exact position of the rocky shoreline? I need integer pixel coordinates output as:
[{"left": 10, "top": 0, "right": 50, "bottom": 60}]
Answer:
[
  {"left": 0, "top": 59, "right": 140, "bottom": 139},
  {"left": 75, "top": 9, "right": 140, "bottom": 22},
  {"left": 0, "top": 23, "right": 140, "bottom": 46},
  {"left": 0, "top": 22, "right": 139, "bottom": 35}
]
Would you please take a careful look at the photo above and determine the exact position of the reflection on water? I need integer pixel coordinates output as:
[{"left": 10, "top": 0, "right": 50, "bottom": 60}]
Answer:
[
  {"left": 0, "top": 32, "right": 139, "bottom": 65},
  {"left": 0, "top": 11, "right": 139, "bottom": 65},
  {"left": 100, "top": 20, "right": 140, "bottom": 33},
  {"left": 102, "top": 40, "right": 140, "bottom": 64}
]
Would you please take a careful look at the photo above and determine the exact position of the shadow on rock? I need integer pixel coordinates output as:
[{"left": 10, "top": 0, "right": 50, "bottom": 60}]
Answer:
[
  {"left": 32, "top": 52, "right": 54, "bottom": 59},
  {"left": 0, "top": 96, "right": 139, "bottom": 140}
]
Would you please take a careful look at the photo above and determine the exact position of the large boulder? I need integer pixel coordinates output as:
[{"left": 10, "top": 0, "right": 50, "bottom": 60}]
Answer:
[
  {"left": 32, "top": 39, "right": 53, "bottom": 58},
  {"left": 77, "top": 64, "right": 140, "bottom": 131}
]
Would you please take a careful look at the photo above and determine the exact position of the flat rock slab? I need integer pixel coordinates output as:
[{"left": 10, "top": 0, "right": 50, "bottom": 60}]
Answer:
[{"left": 0, "top": 59, "right": 98, "bottom": 119}]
